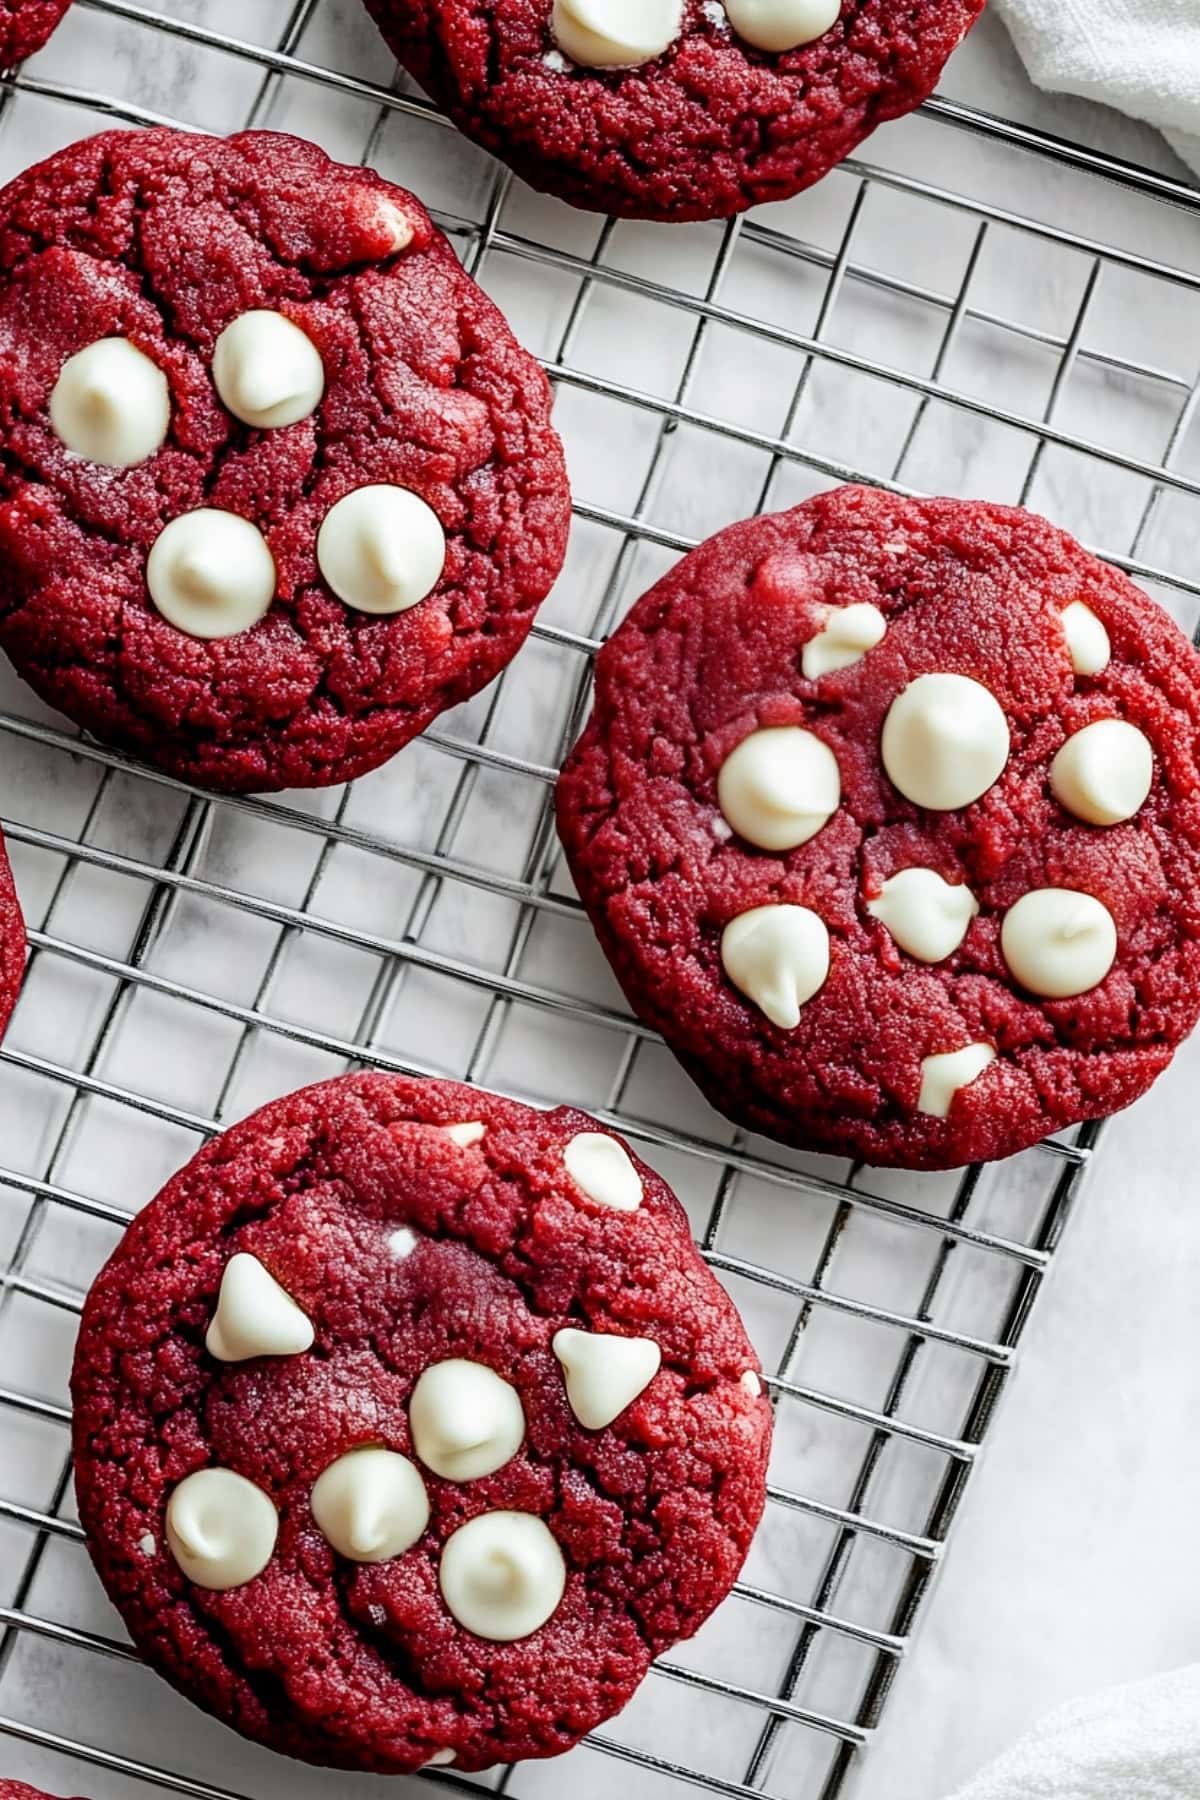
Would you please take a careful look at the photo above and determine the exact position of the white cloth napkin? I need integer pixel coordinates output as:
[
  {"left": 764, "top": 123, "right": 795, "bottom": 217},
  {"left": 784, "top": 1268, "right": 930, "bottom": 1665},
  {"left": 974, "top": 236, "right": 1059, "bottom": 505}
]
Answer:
[
  {"left": 942, "top": 1666, "right": 1200, "bottom": 1799},
  {"left": 991, "top": 0, "right": 1200, "bottom": 178}
]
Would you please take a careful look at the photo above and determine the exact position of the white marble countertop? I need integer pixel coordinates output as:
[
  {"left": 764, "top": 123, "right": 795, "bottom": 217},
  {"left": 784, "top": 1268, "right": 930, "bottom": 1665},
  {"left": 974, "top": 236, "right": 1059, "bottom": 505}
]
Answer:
[{"left": 0, "top": 7, "right": 1198, "bottom": 1800}]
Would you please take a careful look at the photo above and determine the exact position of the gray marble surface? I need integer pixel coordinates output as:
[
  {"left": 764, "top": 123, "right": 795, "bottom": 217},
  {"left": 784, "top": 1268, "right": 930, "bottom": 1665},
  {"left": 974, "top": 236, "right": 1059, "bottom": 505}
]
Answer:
[{"left": 0, "top": 5, "right": 1197, "bottom": 1800}]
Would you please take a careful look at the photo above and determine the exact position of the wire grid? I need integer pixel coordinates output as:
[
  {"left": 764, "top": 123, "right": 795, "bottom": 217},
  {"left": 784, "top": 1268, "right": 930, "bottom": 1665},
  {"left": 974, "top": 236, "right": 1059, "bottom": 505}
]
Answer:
[{"left": 0, "top": 3, "right": 1199, "bottom": 1798}]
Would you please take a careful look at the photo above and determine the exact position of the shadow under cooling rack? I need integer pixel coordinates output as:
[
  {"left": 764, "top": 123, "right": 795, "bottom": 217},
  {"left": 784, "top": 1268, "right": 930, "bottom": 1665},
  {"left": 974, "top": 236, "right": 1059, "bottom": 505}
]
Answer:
[{"left": 0, "top": 2, "right": 1198, "bottom": 1797}]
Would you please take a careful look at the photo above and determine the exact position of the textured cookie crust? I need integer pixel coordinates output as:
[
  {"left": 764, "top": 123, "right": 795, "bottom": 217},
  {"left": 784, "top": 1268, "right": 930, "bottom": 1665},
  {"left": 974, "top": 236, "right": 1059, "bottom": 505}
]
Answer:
[
  {"left": 0, "top": 129, "right": 569, "bottom": 793},
  {"left": 0, "top": 830, "right": 24, "bottom": 1042},
  {"left": 557, "top": 486, "right": 1200, "bottom": 1170},
  {"left": 363, "top": 0, "right": 984, "bottom": 222},
  {"left": 71, "top": 1073, "right": 770, "bottom": 1772},
  {"left": 0, "top": 1786, "right": 85, "bottom": 1799},
  {"left": 0, "top": 0, "right": 71, "bottom": 64}
]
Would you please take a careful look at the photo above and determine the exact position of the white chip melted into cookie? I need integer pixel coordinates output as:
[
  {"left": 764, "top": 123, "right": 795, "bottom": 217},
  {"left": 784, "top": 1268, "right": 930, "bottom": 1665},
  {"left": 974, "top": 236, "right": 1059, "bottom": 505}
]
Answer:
[
  {"left": 206, "top": 1252, "right": 314, "bottom": 1363},
  {"left": 801, "top": 601, "right": 886, "bottom": 680},
  {"left": 317, "top": 484, "right": 446, "bottom": 616},
  {"left": 881, "top": 673, "right": 1010, "bottom": 811},
  {"left": 409, "top": 1359, "right": 526, "bottom": 1481},
  {"left": 563, "top": 1132, "right": 643, "bottom": 1210},
  {"left": 724, "top": 0, "right": 841, "bottom": 52},
  {"left": 917, "top": 1044, "right": 995, "bottom": 1119},
  {"left": 1061, "top": 601, "right": 1110, "bottom": 676},
  {"left": 717, "top": 726, "right": 841, "bottom": 850},
  {"left": 310, "top": 1448, "right": 429, "bottom": 1563},
  {"left": 1050, "top": 718, "right": 1153, "bottom": 826},
  {"left": 721, "top": 904, "right": 830, "bottom": 1028},
  {"left": 166, "top": 1468, "right": 278, "bottom": 1591},
  {"left": 439, "top": 1511, "right": 566, "bottom": 1641},
  {"left": 551, "top": 0, "right": 683, "bottom": 67},
  {"left": 147, "top": 510, "right": 276, "bottom": 640},
  {"left": 553, "top": 1328, "right": 661, "bottom": 1429},
  {"left": 867, "top": 868, "right": 978, "bottom": 964},
  {"left": 1000, "top": 888, "right": 1116, "bottom": 998},
  {"left": 213, "top": 310, "right": 325, "bottom": 430},
  {"left": 50, "top": 337, "right": 170, "bottom": 468}
]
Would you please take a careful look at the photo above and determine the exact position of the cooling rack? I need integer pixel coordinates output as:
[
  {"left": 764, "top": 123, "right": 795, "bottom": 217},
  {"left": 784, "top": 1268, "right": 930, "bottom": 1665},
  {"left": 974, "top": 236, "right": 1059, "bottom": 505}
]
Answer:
[{"left": 0, "top": 3, "right": 1198, "bottom": 1798}]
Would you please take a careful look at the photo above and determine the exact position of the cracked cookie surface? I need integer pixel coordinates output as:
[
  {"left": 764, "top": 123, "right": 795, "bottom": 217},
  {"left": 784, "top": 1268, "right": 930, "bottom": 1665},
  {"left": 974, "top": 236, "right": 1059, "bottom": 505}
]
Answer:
[
  {"left": 556, "top": 486, "right": 1200, "bottom": 1170},
  {"left": 71, "top": 1072, "right": 770, "bottom": 1772},
  {"left": 0, "top": 128, "right": 569, "bottom": 793},
  {"left": 363, "top": 0, "right": 984, "bottom": 222}
]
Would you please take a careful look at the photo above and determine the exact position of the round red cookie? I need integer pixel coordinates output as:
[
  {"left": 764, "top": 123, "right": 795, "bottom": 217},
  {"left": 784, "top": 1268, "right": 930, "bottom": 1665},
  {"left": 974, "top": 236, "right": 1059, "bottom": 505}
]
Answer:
[
  {"left": 71, "top": 1073, "right": 770, "bottom": 1772},
  {"left": 362, "top": 0, "right": 983, "bottom": 223},
  {"left": 0, "top": 829, "right": 24, "bottom": 1041},
  {"left": 0, "top": 1, "right": 71, "bottom": 64},
  {"left": 556, "top": 485, "right": 1200, "bottom": 1170},
  {"left": 0, "top": 128, "right": 569, "bottom": 794}
]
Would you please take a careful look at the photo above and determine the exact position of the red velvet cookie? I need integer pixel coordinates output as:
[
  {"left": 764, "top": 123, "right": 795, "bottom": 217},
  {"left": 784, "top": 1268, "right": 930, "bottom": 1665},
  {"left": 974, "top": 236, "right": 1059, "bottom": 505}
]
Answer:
[
  {"left": 71, "top": 1074, "right": 770, "bottom": 1772},
  {"left": 0, "top": 830, "right": 24, "bottom": 1041},
  {"left": 0, "top": 0, "right": 71, "bottom": 63},
  {"left": 363, "top": 0, "right": 984, "bottom": 222},
  {"left": 557, "top": 485, "right": 1200, "bottom": 1170},
  {"left": 0, "top": 129, "right": 569, "bottom": 794}
]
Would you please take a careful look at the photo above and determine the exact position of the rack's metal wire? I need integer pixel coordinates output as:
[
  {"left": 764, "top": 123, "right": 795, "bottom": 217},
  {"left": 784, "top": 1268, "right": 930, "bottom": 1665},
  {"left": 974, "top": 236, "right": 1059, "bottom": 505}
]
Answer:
[{"left": 0, "top": 3, "right": 1195, "bottom": 1797}]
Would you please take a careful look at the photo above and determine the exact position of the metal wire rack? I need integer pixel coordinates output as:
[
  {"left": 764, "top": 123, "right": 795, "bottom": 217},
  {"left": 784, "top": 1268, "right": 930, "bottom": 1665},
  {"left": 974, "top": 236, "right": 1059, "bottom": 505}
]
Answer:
[{"left": 0, "top": 3, "right": 1198, "bottom": 1797}]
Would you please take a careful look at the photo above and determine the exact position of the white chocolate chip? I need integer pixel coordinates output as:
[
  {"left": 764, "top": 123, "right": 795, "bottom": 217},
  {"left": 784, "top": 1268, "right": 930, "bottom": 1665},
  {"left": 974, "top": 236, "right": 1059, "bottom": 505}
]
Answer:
[
  {"left": 801, "top": 602, "right": 887, "bottom": 680},
  {"left": 1000, "top": 887, "right": 1116, "bottom": 999},
  {"left": 917, "top": 1044, "right": 995, "bottom": 1119},
  {"left": 205, "top": 1252, "right": 314, "bottom": 1363},
  {"left": 552, "top": 1328, "right": 661, "bottom": 1429},
  {"left": 310, "top": 1447, "right": 429, "bottom": 1563},
  {"left": 1061, "top": 601, "right": 1110, "bottom": 677},
  {"left": 147, "top": 509, "right": 276, "bottom": 640},
  {"left": 444, "top": 1121, "right": 486, "bottom": 1147},
  {"left": 387, "top": 1227, "right": 418, "bottom": 1260},
  {"left": 439, "top": 1511, "right": 566, "bottom": 1641},
  {"left": 866, "top": 868, "right": 979, "bottom": 964},
  {"left": 1050, "top": 719, "right": 1153, "bottom": 826},
  {"left": 166, "top": 1467, "right": 278, "bottom": 1591},
  {"left": 422, "top": 1750, "right": 456, "bottom": 1768},
  {"left": 724, "top": 0, "right": 841, "bottom": 51},
  {"left": 720, "top": 904, "right": 830, "bottom": 1029},
  {"left": 317, "top": 484, "right": 446, "bottom": 616},
  {"left": 551, "top": 0, "right": 682, "bottom": 68},
  {"left": 716, "top": 726, "right": 841, "bottom": 851},
  {"left": 373, "top": 199, "right": 415, "bottom": 253},
  {"left": 49, "top": 336, "right": 170, "bottom": 468},
  {"left": 562, "top": 1132, "right": 643, "bottom": 1211},
  {"left": 740, "top": 1370, "right": 763, "bottom": 1396},
  {"left": 137, "top": 1532, "right": 157, "bottom": 1556},
  {"left": 409, "top": 1359, "right": 525, "bottom": 1481},
  {"left": 212, "top": 310, "right": 325, "bottom": 431},
  {"left": 881, "top": 673, "right": 1010, "bottom": 811}
]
